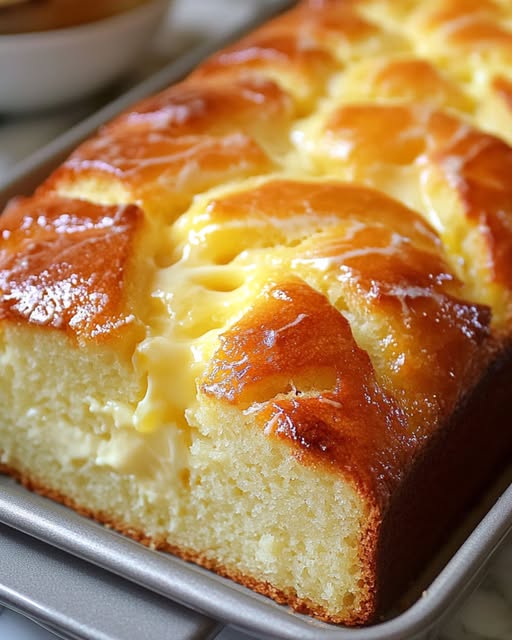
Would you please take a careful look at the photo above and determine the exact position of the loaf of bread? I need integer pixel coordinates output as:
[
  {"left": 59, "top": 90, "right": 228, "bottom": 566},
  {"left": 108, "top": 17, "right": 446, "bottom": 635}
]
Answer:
[{"left": 1, "top": 0, "right": 512, "bottom": 626}]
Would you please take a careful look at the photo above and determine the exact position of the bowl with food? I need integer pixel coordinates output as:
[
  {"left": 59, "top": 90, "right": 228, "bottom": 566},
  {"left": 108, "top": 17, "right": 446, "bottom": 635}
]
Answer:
[{"left": 0, "top": 0, "right": 170, "bottom": 112}]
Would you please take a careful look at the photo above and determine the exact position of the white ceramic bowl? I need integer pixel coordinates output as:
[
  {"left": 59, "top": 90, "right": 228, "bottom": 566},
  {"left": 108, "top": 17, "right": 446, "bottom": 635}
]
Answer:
[{"left": 0, "top": 0, "right": 170, "bottom": 113}]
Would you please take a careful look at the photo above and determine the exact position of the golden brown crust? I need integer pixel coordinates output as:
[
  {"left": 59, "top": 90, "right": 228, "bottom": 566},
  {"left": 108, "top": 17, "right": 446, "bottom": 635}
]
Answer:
[
  {"left": 43, "top": 131, "right": 274, "bottom": 222},
  {"left": 198, "top": 179, "right": 491, "bottom": 434},
  {"left": 492, "top": 75, "right": 512, "bottom": 110},
  {"left": 0, "top": 195, "right": 144, "bottom": 343},
  {"left": 200, "top": 178, "right": 441, "bottom": 250},
  {"left": 426, "top": 112, "right": 512, "bottom": 288},
  {"left": 104, "top": 76, "right": 296, "bottom": 147},
  {"left": 362, "top": 58, "right": 472, "bottom": 109},
  {"left": 419, "top": 0, "right": 511, "bottom": 51},
  {"left": 319, "top": 103, "right": 512, "bottom": 295},
  {"left": 201, "top": 279, "right": 412, "bottom": 507},
  {"left": 374, "top": 343, "right": 512, "bottom": 617},
  {"left": 190, "top": 7, "right": 337, "bottom": 109}
]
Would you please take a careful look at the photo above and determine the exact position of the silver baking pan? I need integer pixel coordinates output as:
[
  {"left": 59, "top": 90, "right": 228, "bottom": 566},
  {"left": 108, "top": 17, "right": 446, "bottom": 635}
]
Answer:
[
  {"left": 0, "top": 521, "right": 221, "bottom": 640},
  {"left": 0, "top": 0, "right": 511, "bottom": 637}
]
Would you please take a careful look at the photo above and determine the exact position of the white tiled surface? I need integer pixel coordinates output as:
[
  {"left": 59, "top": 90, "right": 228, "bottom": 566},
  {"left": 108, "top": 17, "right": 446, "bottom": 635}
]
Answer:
[{"left": 0, "top": 0, "right": 511, "bottom": 638}]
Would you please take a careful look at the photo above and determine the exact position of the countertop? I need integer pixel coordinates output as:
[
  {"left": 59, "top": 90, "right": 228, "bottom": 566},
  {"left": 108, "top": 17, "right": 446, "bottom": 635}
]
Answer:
[{"left": 0, "top": 0, "right": 510, "bottom": 638}]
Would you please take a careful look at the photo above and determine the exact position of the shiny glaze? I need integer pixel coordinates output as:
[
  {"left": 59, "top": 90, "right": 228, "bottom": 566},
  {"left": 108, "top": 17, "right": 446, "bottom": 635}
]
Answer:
[
  {"left": 198, "top": 179, "right": 440, "bottom": 255},
  {"left": 321, "top": 104, "right": 512, "bottom": 289},
  {"left": 492, "top": 75, "right": 512, "bottom": 108},
  {"left": 259, "top": 0, "right": 411, "bottom": 66},
  {"left": 201, "top": 279, "right": 413, "bottom": 507},
  {"left": 420, "top": 0, "right": 504, "bottom": 24},
  {"left": 296, "top": 223, "right": 490, "bottom": 432},
  {"left": 262, "top": 1, "right": 384, "bottom": 52},
  {"left": 419, "top": 0, "right": 510, "bottom": 49},
  {"left": 325, "top": 103, "right": 428, "bottom": 165},
  {"left": 191, "top": 7, "right": 338, "bottom": 108},
  {"left": 46, "top": 76, "right": 290, "bottom": 217},
  {"left": 0, "top": 195, "right": 142, "bottom": 343},
  {"left": 106, "top": 77, "right": 295, "bottom": 140},
  {"left": 392, "top": 0, "right": 512, "bottom": 77},
  {"left": 192, "top": 2, "right": 409, "bottom": 110},
  {"left": 427, "top": 111, "right": 512, "bottom": 288},
  {"left": 363, "top": 58, "right": 472, "bottom": 110},
  {"left": 197, "top": 179, "right": 490, "bottom": 437},
  {"left": 46, "top": 131, "right": 274, "bottom": 219}
]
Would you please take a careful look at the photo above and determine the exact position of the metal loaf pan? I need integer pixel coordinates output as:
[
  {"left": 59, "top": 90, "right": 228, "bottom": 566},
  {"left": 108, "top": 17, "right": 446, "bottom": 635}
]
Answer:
[
  {"left": 0, "top": 1, "right": 511, "bottom": 638},
  {"left": 0, "top": 520, "right": 221, "bottom": 640}
]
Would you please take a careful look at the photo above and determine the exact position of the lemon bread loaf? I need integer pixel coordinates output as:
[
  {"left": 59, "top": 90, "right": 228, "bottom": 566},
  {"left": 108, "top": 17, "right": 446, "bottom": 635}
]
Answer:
[{"left": 1, "top": 0, "right": 512, "bottom": 626}]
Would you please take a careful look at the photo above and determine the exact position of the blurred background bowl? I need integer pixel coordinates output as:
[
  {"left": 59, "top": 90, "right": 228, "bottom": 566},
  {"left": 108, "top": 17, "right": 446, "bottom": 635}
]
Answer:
[{"left": 0, "top": 0, "right": 171, "bottom": 113}]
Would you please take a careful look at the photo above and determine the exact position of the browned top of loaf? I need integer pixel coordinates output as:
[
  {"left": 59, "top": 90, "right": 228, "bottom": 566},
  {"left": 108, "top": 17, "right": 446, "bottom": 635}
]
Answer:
[
  {"left": 202, "top": 278, "right": 415, "bottom": 505},
  {"left": 41, "top": 77, "right": 293, "bottom": 220},
  {"left": 198, "top": 180, "right": 491, "bottom": 505},
  {"left": 106, "top": 77, "right": 295, "bottom": 137},
  {"left": 0, "top": 195, "right": 143, "bottom": 343},
  {"left": 322, "top": 106, "right": 512, "bottom": 288}
]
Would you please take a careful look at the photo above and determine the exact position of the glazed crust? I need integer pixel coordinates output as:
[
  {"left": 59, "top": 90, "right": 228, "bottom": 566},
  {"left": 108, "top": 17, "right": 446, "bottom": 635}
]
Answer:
[{"left": 0, "top": 195, "right": 144, "bottom": 343}]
